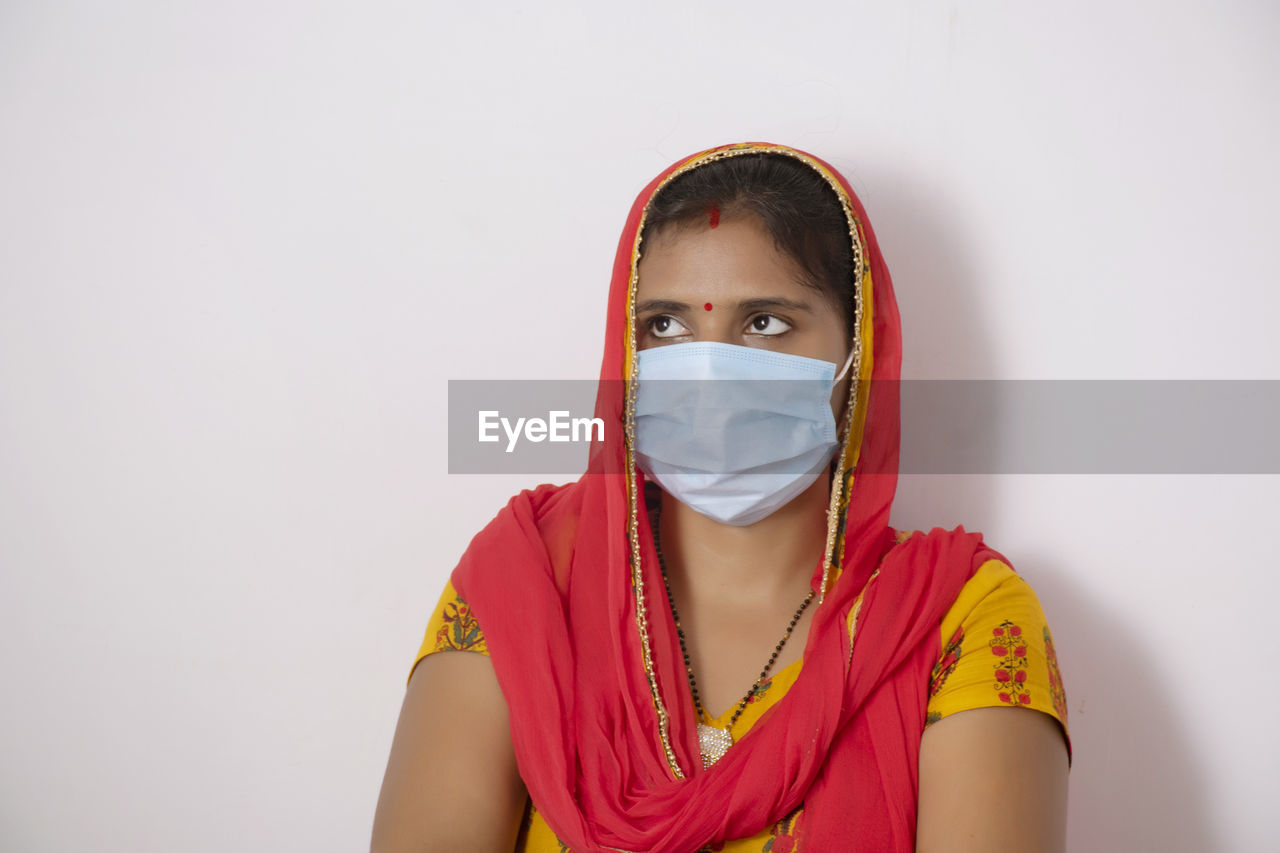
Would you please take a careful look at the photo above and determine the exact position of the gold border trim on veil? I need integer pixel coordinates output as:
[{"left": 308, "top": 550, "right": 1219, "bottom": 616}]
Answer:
[{"left": 622, "top": 144, "right": 874, "bottom": 779}]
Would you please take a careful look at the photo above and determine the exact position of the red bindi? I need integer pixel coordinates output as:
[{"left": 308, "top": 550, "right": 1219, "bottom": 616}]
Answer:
[
  {"left": 708, "top": 204, "right": 720, "bottom": 228},
  {"left": 704, "top": 302, "right": 713, "bottom": 311}
]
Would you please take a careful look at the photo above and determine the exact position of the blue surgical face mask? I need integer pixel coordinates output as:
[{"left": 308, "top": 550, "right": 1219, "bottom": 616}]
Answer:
[{"left": 633, "top": 341, "right": 856, "bottom": 526}]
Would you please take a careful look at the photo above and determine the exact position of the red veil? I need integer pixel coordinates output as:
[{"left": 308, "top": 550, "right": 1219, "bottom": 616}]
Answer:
[{"left": 450, "top": 143, "right": 1005, "bottom": 851}]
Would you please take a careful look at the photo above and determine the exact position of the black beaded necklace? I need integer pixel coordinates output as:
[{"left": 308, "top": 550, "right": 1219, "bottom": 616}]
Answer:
[{"left": 652, "top": 501, "right": 815, "bottom": 767}]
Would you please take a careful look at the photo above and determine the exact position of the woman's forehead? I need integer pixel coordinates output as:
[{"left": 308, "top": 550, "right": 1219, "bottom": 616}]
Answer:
[{"left": 636, "top": 216, "right": 809, "bottom": 297}]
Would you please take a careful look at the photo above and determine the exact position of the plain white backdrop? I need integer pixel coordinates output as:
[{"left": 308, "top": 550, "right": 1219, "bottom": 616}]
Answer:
[{"left": 1, "top": 1, "right": 1277, "bottom": 850}]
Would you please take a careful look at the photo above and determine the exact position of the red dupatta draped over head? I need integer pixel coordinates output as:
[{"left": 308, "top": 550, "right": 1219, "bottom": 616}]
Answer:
[{"left": 450, "top": 143, "right": 1005, "bottom": 851}]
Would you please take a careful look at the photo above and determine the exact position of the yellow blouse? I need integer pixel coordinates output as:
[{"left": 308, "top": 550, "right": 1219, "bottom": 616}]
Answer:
[{"left": 408, "top": 556, "right": 1070, "bottom": 852}]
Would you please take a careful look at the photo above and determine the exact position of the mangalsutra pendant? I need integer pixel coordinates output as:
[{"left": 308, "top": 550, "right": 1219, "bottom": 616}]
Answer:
[{"left": 697, "top": 723, "right": 734, "bottom": 768}]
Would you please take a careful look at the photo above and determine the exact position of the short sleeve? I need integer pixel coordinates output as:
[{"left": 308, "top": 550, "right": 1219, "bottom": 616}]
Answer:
[
  {"left": 924, "top": 559, "right": 1072, "bottom": 763},
  {"left": 405, "top": 578, "right": 489, "bottom": 688}
]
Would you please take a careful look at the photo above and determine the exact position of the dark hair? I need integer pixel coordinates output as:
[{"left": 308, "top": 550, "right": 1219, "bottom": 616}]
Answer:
[{"left": 640, "top": 153, "right": 857, "bottom": 336}]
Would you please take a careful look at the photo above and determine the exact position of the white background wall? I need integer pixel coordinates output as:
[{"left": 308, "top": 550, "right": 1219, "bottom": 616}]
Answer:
[{"left": 1, "top": 1, "right": 1276, "bottom": 850}]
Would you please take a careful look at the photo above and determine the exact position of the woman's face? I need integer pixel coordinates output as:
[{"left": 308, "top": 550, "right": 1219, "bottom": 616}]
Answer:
[{"left": 635, "top": 214, "right": 854, "bottom": 418}]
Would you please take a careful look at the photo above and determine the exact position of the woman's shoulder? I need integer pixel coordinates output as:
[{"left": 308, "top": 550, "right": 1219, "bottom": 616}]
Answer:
[
  {"left": 949, "top": 556, "right": 1027, "bottom": 615},
  {"left": 887, "top": 525, "right": 1046, "bottom": 645},
  {"left": 939, "top": 553, "right": 1056, "bottom": 651},
  {"left": 479, "top": 479, "right": 585, "bottom": 532},
  {"left": 492, "top": 479, "right": 590, "bottom": 546},
  {"left": 453, "top": 478, "right": 587, "bottom": 586}
]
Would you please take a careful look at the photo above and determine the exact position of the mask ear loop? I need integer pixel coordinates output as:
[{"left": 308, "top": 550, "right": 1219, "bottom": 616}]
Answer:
[
  {"left": 833, "top": 343, "right": 857, "bottom": 435},
  {"left": 834, "top": 344, "right": 857, "bottom": 384}
]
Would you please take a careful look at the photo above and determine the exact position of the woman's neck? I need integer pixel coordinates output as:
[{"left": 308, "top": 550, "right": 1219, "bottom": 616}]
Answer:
[{"left": 656, "top": 474, "right": 831, "bottom": 608}]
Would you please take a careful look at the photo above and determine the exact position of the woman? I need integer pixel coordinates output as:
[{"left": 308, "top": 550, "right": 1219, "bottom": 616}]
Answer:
[{"left": 372, "top": 142, "right": 1071, "bottom": 852}]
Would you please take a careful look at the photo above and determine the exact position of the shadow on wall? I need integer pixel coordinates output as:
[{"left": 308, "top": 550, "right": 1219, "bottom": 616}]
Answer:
[
  {"left": 1029, "top": 562, "right": 1220, "bottom": 852},
  {"left": 873, "top": 165, "right": 1221, "bottom": 852}
]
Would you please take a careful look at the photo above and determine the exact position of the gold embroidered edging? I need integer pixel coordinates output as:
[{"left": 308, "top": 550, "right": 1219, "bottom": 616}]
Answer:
[{"left": 846, "top": 569, "right": 880, "bottom": 665}]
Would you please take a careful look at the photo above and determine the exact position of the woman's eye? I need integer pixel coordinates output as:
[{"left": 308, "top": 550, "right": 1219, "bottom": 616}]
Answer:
[
  {"left": 748, "top": 314, "right": 792, "bottom": 336},
  {"left": 648, "top": 315, "right": 690, "bottom": 338}
]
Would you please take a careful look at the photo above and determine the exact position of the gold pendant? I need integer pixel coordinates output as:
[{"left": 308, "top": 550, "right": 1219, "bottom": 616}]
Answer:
[{"left": 697, "top": 723, "right": 733, "bottom": 768}]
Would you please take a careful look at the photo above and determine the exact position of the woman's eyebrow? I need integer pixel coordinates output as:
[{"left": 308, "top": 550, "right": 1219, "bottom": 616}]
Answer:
[
  {"left": 635, "top": 298, "right": 693, "bottom": 314},
  {"left": 737, "top": 297, "right": 815, "bottom": 314}
]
